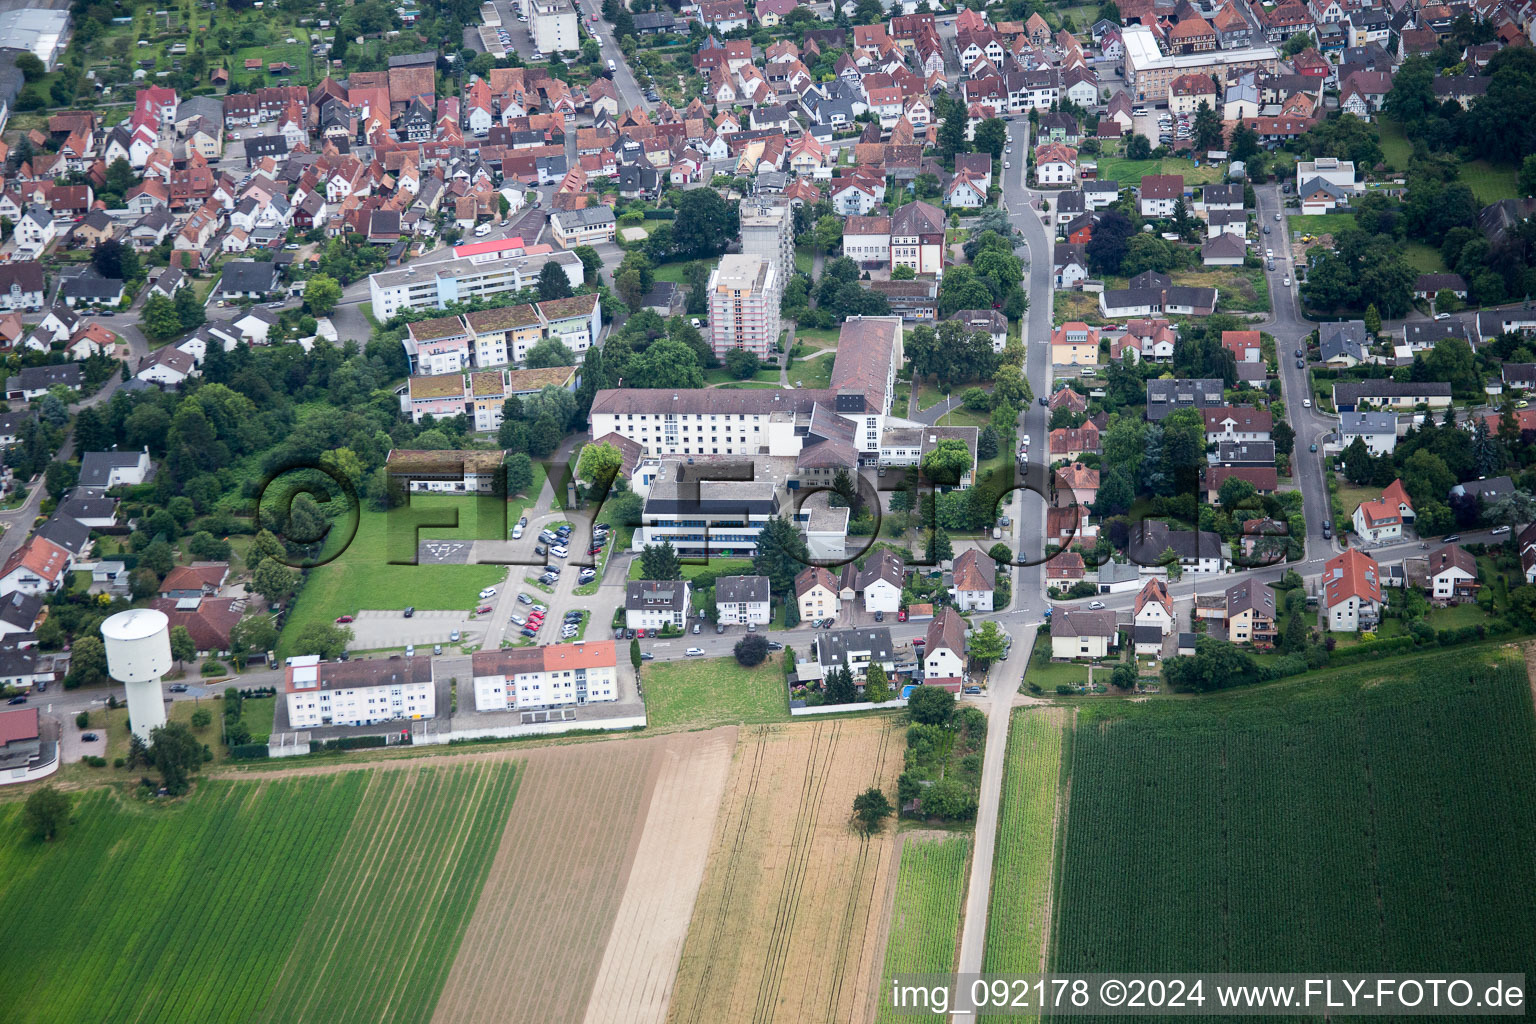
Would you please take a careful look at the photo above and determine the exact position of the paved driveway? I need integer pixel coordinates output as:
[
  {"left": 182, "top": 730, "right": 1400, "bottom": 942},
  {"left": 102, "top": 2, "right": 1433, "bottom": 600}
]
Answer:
[{"left": 346, "top": 609, "right": 479, "bottom": 651}]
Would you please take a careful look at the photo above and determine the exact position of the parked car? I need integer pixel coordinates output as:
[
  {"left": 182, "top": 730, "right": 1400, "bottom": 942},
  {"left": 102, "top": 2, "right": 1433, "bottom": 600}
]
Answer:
[
  {"left": 615, "top": 628, "right": 626, "bottom": 640},
  {"left": 767, "top": 640, "right": 784, "bottom": 650},
  {"left": 535, "top": 544, "right": 548, "bottom": 556},
  {"left": 335, "top": 615, "right": 353, "bottom": 623},
  {"left": 512, "top": 524, "right": 524, "bottom": 539},
  {"left": 551, "top": 545, "right": 568, "bottom": 558},
  {"left": 510, "top": 614, "right": 527, "bottom": 625},
  {"left": 168, "top": 683, "right": 189, "bottom": 693},
  {"left": 897, "top": 609, "right": 907, "bottom": 622},
  {"left": 1435, "top": 312, "right": 1451, "bottom": 321},
  {"left": 477, "top": 604, "right": 493, "bottom": 614},
  {"left": 1491, "top": 525, "right": 1512, "bottom": 535},
  {"left": 874, "top": 610, "right": 884, "bottom": 622},
  {"left": 81, "top": 731, "right": 99, "bottom": 741},
  {"left": 1296, "top": 359, "right": 1306, "bottom": 369},
  {"left": 449, "top": 630, "right": 460, "bottom": 642},
  {"left": 810, "top": 619, "right": 822, "bottom": 628},
  {"left": 404, "top": 606, "right": 415, "bottom": 617},
  {"left": 434, "top": 644, "right": 443, "bottom": 655},
  {"left": 692, "top": 623, "right": 701, "bottom": 634},
  {"left": 479, "top": 587, "right": 497, "bottom": 599},
  {"left": 640, "top": 652, "right": 654, "bottom": 661},
  {"left": 1443, "top": 534, "right": 1460, "bottom": 542},
  {"left": 716, "top": 623, "right": 725, "bottom": 634},
  {"left": 517, "top": 592, "right": 533, "bottom": 604},
  {"left": 1088, "top": 600, "right": 1106, "bottom": 610},
  {"left": 685, "top": 647, "right": 705, "bottom": 657},
  {"left": 625, "top": 628, "right": 635, "bottom": 639},
  {"left": 963, "top": 686, "right": 982, "bottom": 695},
  {"left": 405, "top": 645, "right": 415, "bottom": 657}
]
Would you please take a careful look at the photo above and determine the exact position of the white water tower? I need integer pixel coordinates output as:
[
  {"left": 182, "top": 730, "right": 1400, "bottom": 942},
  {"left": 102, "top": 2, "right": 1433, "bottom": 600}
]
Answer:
[{"left": 101, "top": 608, "right": 173, "bottom": 741}]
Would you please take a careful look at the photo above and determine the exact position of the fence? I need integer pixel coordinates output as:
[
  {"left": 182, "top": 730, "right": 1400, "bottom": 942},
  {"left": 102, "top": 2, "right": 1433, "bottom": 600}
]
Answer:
[{"left": 790, "top": 699, "right": 908, "bottom": 717}]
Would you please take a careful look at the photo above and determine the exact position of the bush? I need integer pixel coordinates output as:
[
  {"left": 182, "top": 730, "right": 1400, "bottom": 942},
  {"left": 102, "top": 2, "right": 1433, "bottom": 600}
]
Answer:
[
  {"left": 75, "top": 711, "right": 89, "bottom": 729},
  {"left": 1055, "top": 684, "right": 1074, "bottom": 695},
  {"left": 229, "top": 743, "right": 270, "bottom": 760},
  {"left": 320, "top": 735, "right": 389, "bottom": 751},
  {"left": 200, "top": 659, "right": 227, "bottom": 675},
  {"left": 113, "top": 757, "right": 125, "bottom": 768},
  {"left": 84, "top": 755, "right": 108, "bottom": 767},
  {"left": 734, "top": 633, "right": 769, "bottom": 666}
]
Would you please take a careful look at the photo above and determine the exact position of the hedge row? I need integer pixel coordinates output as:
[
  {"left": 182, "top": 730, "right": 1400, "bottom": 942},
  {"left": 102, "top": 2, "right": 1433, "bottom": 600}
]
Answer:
[
  {"left": 320, "top": 735, "right": 388, "bottom": 751},
  {"left": 229, "top": 743, "right": 269, "bottom": 760}
]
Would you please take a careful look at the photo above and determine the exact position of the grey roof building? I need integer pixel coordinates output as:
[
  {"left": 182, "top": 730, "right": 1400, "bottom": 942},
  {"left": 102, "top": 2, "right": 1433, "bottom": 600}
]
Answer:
[
  {"left": 217, "top": 260, "right": 281, "bottom": 297},
  {"left": 625, "top": 580, "right": 690, "bottom": 614},
  {"left": 814, "top": 626, "right": 896, "bottom": 669},
  {"left": 1319, "top": 320, "right": 1370, "bottom": 363},
  {"left": 714, "top": 575, "right": 770, "bottom": 606},
  {"left": 1145, "top": 378, "right": 1225, "bottom": 421}
]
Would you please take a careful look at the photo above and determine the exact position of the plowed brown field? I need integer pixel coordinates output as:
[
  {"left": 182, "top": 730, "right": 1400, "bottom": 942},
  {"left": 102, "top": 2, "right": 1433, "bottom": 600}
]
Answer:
[
  {"left": 666, "top": 718, "right": 906, "bottom": 1024},
  {"left": 430, "top": 729, "right": 735, "bottom": 1024}
]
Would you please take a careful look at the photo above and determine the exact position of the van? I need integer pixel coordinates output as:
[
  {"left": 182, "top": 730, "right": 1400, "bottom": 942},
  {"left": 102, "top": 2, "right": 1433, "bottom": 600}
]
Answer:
[
  {"left": 474, "top": 223, "right": 492, "bottom": 237},
  {"left": 607, "top": 59, "right": 616, "bottom": 72}
]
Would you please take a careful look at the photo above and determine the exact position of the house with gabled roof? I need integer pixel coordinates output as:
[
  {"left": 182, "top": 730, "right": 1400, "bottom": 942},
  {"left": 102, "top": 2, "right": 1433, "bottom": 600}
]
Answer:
[{"left": 1324, "top": 547, "right": 1381, "bottom": 632}]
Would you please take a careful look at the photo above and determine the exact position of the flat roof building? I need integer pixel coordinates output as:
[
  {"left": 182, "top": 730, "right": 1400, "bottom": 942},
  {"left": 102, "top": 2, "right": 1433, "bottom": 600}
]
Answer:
[
  {"left": 368, "top": 249, "right": 583, "bottom": 319},
  {"left": 708, "top": 254, "right": 781, "bottom": 359},
  {"left": 1122, "top": 24, "right": 1279, "bottom": 103}
]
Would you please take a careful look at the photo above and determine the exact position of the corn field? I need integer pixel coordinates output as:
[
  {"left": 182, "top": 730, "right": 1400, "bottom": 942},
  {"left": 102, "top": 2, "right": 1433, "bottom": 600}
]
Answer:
[
  {"left": 876, "top": 834, "right": 972, "bottom": 1024},
  {"left": 1045, "top": 655, "right": 1536, "bottom": 1021}
]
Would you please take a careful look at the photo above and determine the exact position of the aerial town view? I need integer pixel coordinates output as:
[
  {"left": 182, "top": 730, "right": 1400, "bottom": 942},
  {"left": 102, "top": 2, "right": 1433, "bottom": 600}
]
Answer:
[{"left": 0, "top": 0, "right": 1534, "bottom": 1019}]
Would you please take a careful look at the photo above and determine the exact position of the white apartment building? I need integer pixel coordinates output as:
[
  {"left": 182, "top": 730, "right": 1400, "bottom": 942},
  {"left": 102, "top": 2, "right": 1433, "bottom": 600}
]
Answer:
[
  {"left": 531, "top": 0, "right": 579, "bottom": 54},
  {"left": 740, "top": 198, "right": 794, "bottom": 286},
  {"left": 368, "top": 246, "right": 583, "bottom": 319},
  {"left": 470, "top": 641, "right": 618, "bottom": 711},
  {"left": 708, "top": 254, "right": 780, "bottom": 359},
  {"left": 713, "top": 575, "right": 772, "bottom": 625},
  {"left": 625, "top": 579, "right": 692, "bottom": 631},
  {"left": 400, "top": 294, "right": 602, "bottom": 374},
  {"left": 284, "top": 656, "right": 435, "bottom": 728}
]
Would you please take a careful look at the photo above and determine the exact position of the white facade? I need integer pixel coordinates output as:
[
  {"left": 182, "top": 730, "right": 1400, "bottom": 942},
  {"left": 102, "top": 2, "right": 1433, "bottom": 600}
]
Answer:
[
  {"left": 531, "top": 0, "right": 579, "bottom": 53},
  {"left": 707, "top": 254, "right": 781, "bottom": 358},
  {"left": 368, "top": 250, "right": 584, "bottom": 319},
  {"left": 863, "top": 577, "right": 901, "bottom": 615},
  {"left": 923, "top": 643, "right": 964, "bottom": 679},
  {"left": 471, "top": 644, "right": 618, "bottom": 711},
  {"left": 285, "top": 657, "right": 436, "bottom": 728}
]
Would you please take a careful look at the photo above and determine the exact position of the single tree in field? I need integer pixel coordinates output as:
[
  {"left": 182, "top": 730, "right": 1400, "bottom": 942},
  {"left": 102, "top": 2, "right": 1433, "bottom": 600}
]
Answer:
[
  {"left": 22, "top": 786, "right": 71, "bottom": 841},
  {"left": 851, "top": 786, "right": 893, "bottom": 836},
  {"left": 148, "top": 722, "right": 205, "bottom": 796}
]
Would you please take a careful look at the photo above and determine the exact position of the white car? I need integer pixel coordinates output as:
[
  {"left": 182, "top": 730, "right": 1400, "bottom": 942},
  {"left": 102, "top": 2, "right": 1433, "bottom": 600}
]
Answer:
[
  {"left": 1283, "top": 277, "right": 1290, "bottom": 286},
  {"left": 1303, "top": 399, "right": 1312, "bottom": 408},
  {"left": 479, "top": 587, "right": 498, "bottom": 599},
  {"left": 1020, "top": 434, "right": 1030, "bottom": 448},
  {"left": 1275, "top": 212, "right": 1282, "bottom": 221},
  {"left": 1491, "top": 525, "right": 1512, "bottom": 534},
  {"left": 1004, "top": 161, "right": 1010, "bottom": 169},
  {"left": 510, "top": 613, "right": 526, "bottom": 625},
  {"left": 474, "top": 223, "right": 492, "bottom": 237},
  {"left": 1088, "top": 600, "right": 1106, "bottom": 610},
  {"left": 1435, "top": 312, "right": 1451, "bottom": 321},
  {"left": 1265, "top": 248, "right": 1273, "bottom": 258},
  {"left": 685, "top": 647, "right": 706, "bottom": 657},
  {"left": 511, "top": 524, "right": 524, "bottom": 539},
  {"left": 551, "top": 545, "right": 569, "bottom": 558}
]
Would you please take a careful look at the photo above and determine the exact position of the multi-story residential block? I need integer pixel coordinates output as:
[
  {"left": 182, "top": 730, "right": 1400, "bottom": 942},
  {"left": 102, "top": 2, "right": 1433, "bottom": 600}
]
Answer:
[
  {"left": 470, "top": 641, "right": 618, "bottom": 711},
  {"left": 404, "top": 316, "right": 473, "bottom": 375},
  {"left": 368, "top": 244, "right": 583, "bottom": 318},
  {"left": 531, "top": 0, "right": 580, "bottom": 53},
  {"left": 740, "top": 197, "right": 794, "bottom": 284},
  {"left": 708, "top": 254, "right": 781, "bottom": 359},
  {"left": 284, "top": 655, "right": 435, "bottom": 728},
  {"left": 400, "top": 365, "right": 577, "bottom": 429}
]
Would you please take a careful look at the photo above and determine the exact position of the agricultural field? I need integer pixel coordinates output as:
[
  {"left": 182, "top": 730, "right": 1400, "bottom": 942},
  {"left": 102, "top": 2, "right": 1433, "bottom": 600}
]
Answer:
[
  {"left": 0, "top": 761, "right": 518, "bottom": 1024},
  {"left": 1046, "top": 647, "right": 1536, "bottom": 987},
  {"left": 981, "top": 709, "right": 1068, "bottom": 1024},
  {"left": 433, "top": 730, "right": 734, "bottom": 1024},
  {"left": 641, "top": 655, "right": 790, "bottom": 731},
  {"left": 668, "top": 718, "right": 907, "bottom": 1024},
  {"left": 875, "top": 833, "right": 972, "bottom": 1024}
]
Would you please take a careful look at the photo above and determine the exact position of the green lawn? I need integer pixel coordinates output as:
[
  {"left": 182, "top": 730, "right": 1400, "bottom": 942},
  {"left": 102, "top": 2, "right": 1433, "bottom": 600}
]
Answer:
[
  {"left": 918, "top": 382, "right": 950, "bottom": 411},
  {"left": 652, "top": 261, "right": 694, "bottom": 284},
  {"left": 794, "top": 245, "right": 814, "bottom": 275},
  {"left": 703, "top": 365, "right": 779, "bottom": 385},
  {"left": 792, "top": 326, "right": 841, "bottom": 349},
  {"left": 1289, "top": 213, "right": 1357, "bottom": 239},
  {"left": 627, "top": 556, "right": 754, "bottom": 581},
  {"left": 1025, "top": 656, "right": 1091, "bottom": 689},
  {"left": 1376, "top": 116, "right": 1414, "bottom": 170},
  {"left": 510, "top": 461, "right": 548, "bottom": 529},
  {"left": 938, "top": 404, "right": 991, "bottom": 428},
  {"left": 239, "top": 696, "right": 277, "bottom": 744},
  {"left": 1402, "top": 241, "right": 1445, "bottom": 274},
  {"left": 1053, "top": 290, "right": 1109, "bottom": 326},
  {"left": 641, "top": 655, "right": 790, "bottom": 729},
  {"left": 792, "top": 351, "right": 836, "bottom": 390},
  {"left": 280, "top": 497, "right": 505, "bottom": 659},
  {"left": 1094, "top": 157, "right": 1225, "bottom": 186},
  {"left": 1460, "top": 160, "right": 1522, "bottom": 205}
]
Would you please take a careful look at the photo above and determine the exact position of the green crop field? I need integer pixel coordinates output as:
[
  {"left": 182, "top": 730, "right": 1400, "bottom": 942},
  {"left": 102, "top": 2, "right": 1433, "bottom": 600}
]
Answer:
[
  {"left": 1045, "top": 648, "right": 1536, "bottom": 991},
  {"left": 981, "top": 709, "right": 1067, "bottom": 1024},
  {"left": 876, "top": 834, "right": 972, "bottom": 1024},
  {"left": 0, "top": 761, "right": 519, "bottom": 1024},
  {"left": 640, "top": 655, "right": 790, "bottom": 729}
]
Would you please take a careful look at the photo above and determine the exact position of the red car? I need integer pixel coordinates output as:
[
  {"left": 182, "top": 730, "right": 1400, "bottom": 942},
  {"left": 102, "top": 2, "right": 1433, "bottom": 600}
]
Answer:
[
  {"left": 476, "top": 604, "right": 493, "bottom": 614},
  {"left": 528, "top": 612, "right": 545, "bottom": 622},
  {"left": 912, "top": 637, "right": 926, "bottom": 648},
  {"left": 636, "top": 628, "right": 646, "bottom": 638},
  {"left": 897, "top": 609, "right": 907, "bottom": 622},
  {"left": 335, "top": 615, "right": 354, "bottom": 624}
]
